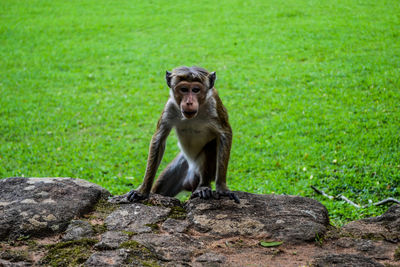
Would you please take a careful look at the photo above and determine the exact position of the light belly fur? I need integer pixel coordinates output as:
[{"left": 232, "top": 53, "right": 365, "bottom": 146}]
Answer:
[{"left": 176, "top": 123, "right": 215, "bottom": 163}]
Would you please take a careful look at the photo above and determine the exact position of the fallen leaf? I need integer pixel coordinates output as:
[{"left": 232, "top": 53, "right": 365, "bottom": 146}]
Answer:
[{"left": 259, "top": 241, "right": 283, "bottom": 247}]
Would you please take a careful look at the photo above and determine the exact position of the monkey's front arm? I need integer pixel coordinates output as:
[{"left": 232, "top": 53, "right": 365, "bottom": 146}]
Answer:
[{"left": 127, "top": 122, "right": 171, "bottom": 202}]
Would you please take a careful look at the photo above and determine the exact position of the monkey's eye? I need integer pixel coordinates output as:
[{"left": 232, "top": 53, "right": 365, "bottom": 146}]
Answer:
[
  {"left": 192, "top": 88, "right": 200, "bottom": 93},
  {"left": 180, "top": 87, "right": 189, "bottom": 93}
]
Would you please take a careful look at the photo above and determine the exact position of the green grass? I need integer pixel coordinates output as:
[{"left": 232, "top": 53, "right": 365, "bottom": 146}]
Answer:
[{"left": 1, "top": 0, "right": 399, "bottom": 225}]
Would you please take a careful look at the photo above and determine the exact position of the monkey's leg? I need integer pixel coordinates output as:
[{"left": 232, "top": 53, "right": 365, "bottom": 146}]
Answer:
[
  {"left": 215, "top": 133, "right": 240, "bottom": 204},
  {"left": 151, "top": 153, "right": 188, "bottom": 197},
  {"left": 190, "top": 139, "right": 217, "bottom": 200}
]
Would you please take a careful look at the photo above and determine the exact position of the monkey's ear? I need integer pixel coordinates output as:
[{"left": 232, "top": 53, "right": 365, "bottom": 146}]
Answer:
[
  {"left": 209, "top": 72, "right": 216, "bottom": 89},
  {"left": 166, "top": 71, "right": 172, "bottom": 88}
]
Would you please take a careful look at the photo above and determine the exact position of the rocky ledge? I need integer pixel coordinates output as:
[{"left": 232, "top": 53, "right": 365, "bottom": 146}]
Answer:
[{"left": 0, "top": 177, "right": 399, "bottom": 266}]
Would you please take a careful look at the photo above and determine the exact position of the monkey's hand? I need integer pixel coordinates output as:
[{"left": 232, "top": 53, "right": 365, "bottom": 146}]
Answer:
[
  {"left": 215, "top": 189, "right": 240, "bottom": 204},
  {"left": 127, "top": 190, "right": 148, "bottom": 202},
  {"left": 190, "top": 186, "right": 213, "bottom": 200}
]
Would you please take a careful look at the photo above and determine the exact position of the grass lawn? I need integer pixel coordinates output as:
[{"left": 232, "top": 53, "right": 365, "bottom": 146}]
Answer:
[{"left": 1, "top": 0, "right": 399, "bottom": 225}]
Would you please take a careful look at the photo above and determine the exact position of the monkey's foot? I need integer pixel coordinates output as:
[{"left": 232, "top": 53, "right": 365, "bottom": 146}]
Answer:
[
  {"left": 215, "top": 190, "right": 240, "bottom": 204},
  {"left": 127, "top": 190, "right": 148, "bottom": 202},
  {"left": 191, "top": 186, "right": 213, "bottom": 200}
]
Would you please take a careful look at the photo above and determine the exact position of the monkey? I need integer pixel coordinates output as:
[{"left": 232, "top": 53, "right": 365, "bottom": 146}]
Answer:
[{"left": 128, "top": 66, "right": 239, "bottom": 204}]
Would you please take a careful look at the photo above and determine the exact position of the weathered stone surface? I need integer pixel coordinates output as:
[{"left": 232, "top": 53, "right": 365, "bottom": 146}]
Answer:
[
  {"left": 109, "top": 192, "right": 182, "bottom": 207},
  {"left": 108, "top": 193, "right": 130, "bottom": 204},
  {"left": 85, "top": 249, "right": 129, "bottom": 267},
  {"left": 313, "top": 254, "right": 384, "bottom": 267},
  {"left": 144, "top": 193, "right": 182, "bottom": 207},
  {"left": 0, "top": 177, "right": 110, "bottom": 240},
  {"left": 105, "top": 203, "right": 171, "bottom": 233},
  {"left": 342, "top": 205, "right": 400, "bottom": 242},
  {"left": 333, "top": 238, "right": 394, "bottom": 260},
  {"left": 94, "top": 231, "right": 130, "bottom": 250},
  {"left": 0, "top": 259, "right": 31, "bottom": 267},
  {"left": 1, "top": 178, "right": 399, "bottom": 267},
  {"left": 354, "top": 239, "right": 392, "bottom": 260},
  {"left": 0, "top": 250, "right": 31, "bottom": 266},
  {"left": 195, "top": 252, "right": 226, "bottom": 263},
  {"left": 186, "top": 191, "right": 329, "bottom": 243},
  {"left": 62, "top": 220, "right": 93, "bottom": 241},
  {"left": 132, "top": 233, "right": 202, "bottom": 262},
  {"left": 161, "top": 218, "right": 190, "bottom": 234}
]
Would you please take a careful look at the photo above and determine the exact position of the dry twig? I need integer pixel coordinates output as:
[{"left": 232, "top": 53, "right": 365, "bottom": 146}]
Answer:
[
  {"left": 310, "top": 186, "right": 400, "bottom": 209},
  {"left": 373, "top": 197, "right": 400, "bottom": 206}
]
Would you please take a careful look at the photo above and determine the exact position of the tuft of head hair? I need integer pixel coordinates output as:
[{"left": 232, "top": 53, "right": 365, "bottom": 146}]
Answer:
[{"left": 171, "top": 66, "right": 210, "bottom": 86}]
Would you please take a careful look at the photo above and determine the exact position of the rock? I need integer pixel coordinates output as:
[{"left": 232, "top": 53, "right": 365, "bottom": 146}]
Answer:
[
  {"left": 0, "top": 259, "right": 31, "bottom": 267},
  {"left": 0, "top": 250, "right": 31, "bottom": 266},
  {"left": 186, "top": 191, "right": 329, "bottom": 243},
  {"left": 342, "top": 205, "right": 400, "bottom": 242},
  {"left": 195, "top": 252, "right": 226, "bottom": 263},
  {"left": 144, "top": 193, "right": 182, "bottom": 207},
  {"left": 105, "top": 203, "right": 171, "bottom": 233},
  {"left": 107, "top": 194, "right": 132, "bottom": 204},
  {"left": 62, "top": 220, "right": 93, "bottom": 241},
  {"left": 85, "top": 249, "right": 129, "bottom": 267},
  {"left": 132, "top": 233, "right": 202, "bottom": 262},
  {"left": 2, "top": 179, "right": 399, "bottom": 267},
  {"left": 354, "top": 239, "right": 392, "bottom": 260},
  {"left": 313, "top": 254, "right": 384, "bottom": 267},
  {"left": 0, "top": 177, "right": 110, "bottom": 240},
  {"left": 94, "top": 231, "right": 130, "bottom": 250},
  {"left": 164, "top": 263, "right": 191, "bottom": 267},
  {"left": 108, "top": 193, "right": 182, "bottom": 207},
  {"left": 161, "top": 218, "right": 190, "bottom": 234},
  {"left": 334, "top": 238, "right": 395, "bottom": 261}
]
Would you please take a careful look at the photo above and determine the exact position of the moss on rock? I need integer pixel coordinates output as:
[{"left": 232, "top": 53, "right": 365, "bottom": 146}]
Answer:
[
  {"left": 119, "top": 240, "right": 160, "bottom": 266},
  {"left": 0, "top": 250, "right": 30, "bottom": 263},
  {"left": 119, "top": 240, "right": 145, "bottom": 250},
  {"left": 168, "top": 206, "right": 187, "bottom": 220},
  {"left": 41, "top": 238, "right": 97, "bottom": 267},
  {"left": 121, "top": 231, "right": 137, "bottom": 238},
  {"left": 145, "top": 223, "right": 160, "bottom": 232},
  {"left": 394, "top": 245, "right": 400, "bottom": 261},
  {"left": 91, "top": 199, "right": 119, "bottom": 220}
]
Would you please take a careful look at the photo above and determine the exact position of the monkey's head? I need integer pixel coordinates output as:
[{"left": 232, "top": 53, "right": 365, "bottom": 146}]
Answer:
[{"left": 166, "top": 66, "right": 216, "bottom": 119}]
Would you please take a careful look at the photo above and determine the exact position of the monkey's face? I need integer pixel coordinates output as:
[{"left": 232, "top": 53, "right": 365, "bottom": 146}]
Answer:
[{"left": 174, "top": 81, "right": 207, "bottom": 119}]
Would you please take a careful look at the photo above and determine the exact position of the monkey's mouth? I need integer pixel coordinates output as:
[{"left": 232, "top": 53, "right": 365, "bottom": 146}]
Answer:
[{"left": 182, "top": 110, "right": 197, "bottom": 119}]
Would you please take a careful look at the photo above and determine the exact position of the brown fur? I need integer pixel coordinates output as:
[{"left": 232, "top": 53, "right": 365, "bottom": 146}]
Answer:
[{"left": 128, "top": 66, "right": 239, "bottom": 203}]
